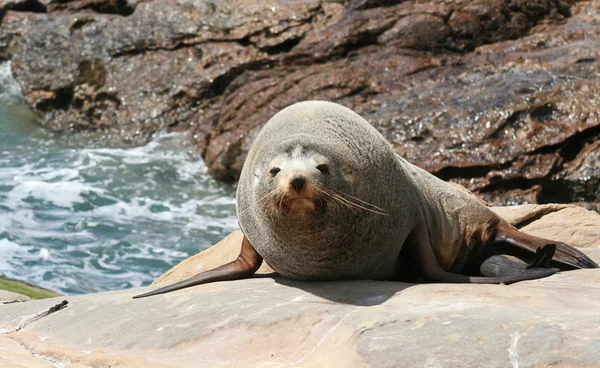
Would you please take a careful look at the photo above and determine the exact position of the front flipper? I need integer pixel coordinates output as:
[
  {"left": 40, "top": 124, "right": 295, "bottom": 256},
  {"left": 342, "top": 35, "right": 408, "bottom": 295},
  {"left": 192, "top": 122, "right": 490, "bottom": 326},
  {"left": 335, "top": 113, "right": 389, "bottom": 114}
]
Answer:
[
  {"left": 494, "top": 222, "right": 598, "bottom": 270},
  {"left": 403, "top": 220, "right": 556, "bottom": 284},
  {"left": 133, "top": 235, "right": 263, "bottom": 299}
]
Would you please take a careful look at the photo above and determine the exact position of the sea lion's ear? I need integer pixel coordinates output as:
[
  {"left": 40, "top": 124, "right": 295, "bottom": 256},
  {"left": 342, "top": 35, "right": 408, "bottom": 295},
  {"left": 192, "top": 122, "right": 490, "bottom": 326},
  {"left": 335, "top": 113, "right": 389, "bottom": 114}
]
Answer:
[
  {"left": 254, "top": 162, "right": 269, "bottom": 179},
  {"left": 342, "top": 167, "right": 356, "bottom": 184}
]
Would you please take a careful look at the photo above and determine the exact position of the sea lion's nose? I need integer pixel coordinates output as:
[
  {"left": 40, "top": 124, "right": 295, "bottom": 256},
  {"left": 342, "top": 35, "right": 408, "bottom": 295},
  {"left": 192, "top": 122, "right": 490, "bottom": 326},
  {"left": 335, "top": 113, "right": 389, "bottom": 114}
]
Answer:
[{"left": 290, "top": 176, "right": 305, "bottom": 193}]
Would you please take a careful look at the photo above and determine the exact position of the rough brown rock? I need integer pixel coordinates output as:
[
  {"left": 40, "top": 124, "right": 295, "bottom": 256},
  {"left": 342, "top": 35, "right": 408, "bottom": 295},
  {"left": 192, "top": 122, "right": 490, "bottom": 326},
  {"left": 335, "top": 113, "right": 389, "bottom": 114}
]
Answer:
[
  {"left": 2, "top": 0, "right": 600, "bottom": 205},
  {"left": 196, "top": 0, "right": 577, "bottom": 182},
  {"left": 3, "top": 0, "right": 325, "bottom": 146}
]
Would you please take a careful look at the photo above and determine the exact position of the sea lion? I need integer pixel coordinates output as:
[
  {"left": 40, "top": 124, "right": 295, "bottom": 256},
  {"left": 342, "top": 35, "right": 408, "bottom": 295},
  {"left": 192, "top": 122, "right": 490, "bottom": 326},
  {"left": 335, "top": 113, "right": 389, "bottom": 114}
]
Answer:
[{"left": 133, "top": 101, "right": 597, "bottom": 298}]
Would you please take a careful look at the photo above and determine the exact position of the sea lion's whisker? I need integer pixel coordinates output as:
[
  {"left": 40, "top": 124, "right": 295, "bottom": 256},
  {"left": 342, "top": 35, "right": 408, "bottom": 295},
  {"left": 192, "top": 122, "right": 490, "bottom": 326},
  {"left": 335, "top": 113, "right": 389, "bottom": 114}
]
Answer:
[
  {"left": 312, "top": 186, "right": 353, "bottom": 212},
  {"left": 332, "top": 191, "right": 387, "bottom": 216},
  {"left": 329, "top": 193, "right": 357, "bottom": 213},
  {"left": 239, "top": 190, "right": 278, "bottom": 215},
  {"left": 258, "top": 191, "right": 279, "bottom": 213},
  {"left": 328, "top": 192, "right": 360, "bottom": 213},
  {"left": 323, "top": 190, "right": 364, "bottom": 214},
  {"left": 239, "top": 194, "right": 272, "bottom": 215},
  {"left": 316, "top": 187, "right": 386, "bottom": 215},
  {"left": 338, "top": 192, "right": 387, "bottom": 213},
  {"left": 341, "top": 197, "right": 387, "bottom": 215},
  {"left": 321, "top": 188, "right": 387, "bottom": 215},
  {"left": 278, "top": 190, "right": 286, "bottom": 210}
]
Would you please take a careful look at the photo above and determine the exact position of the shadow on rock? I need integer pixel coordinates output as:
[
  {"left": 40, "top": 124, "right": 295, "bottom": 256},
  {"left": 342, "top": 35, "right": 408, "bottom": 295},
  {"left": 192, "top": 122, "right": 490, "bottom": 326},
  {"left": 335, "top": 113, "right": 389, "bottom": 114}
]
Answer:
[{"left": 273, "top": 276, "right": 414, "bottom": 307}]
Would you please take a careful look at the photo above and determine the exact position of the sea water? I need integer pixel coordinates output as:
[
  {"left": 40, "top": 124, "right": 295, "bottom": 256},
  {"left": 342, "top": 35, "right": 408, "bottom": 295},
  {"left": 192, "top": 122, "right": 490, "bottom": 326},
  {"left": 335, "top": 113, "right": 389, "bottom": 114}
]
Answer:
[{"left": 0, "top": 61, "right": 238, "bottom": 294}]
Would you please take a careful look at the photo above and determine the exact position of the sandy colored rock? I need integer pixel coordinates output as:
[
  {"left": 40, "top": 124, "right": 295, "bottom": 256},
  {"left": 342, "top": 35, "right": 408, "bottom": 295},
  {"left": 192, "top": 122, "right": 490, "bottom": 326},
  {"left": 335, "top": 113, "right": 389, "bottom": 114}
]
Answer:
[
  {"left": 0, "top": 335, "right": 56, "bottom": 368},
  {"left": 0, "top": 203, "right": 599, "bottom": 367},
  {"left": 490, "top": 203, "right": 573, "bottom": 226},
  {"left": 491, "top": 204, "right": 600, "bottom": 248},
  {"left": 1, "top": 272, "right": 600, "bottom": 367},
  {"left": 0, "top": 290, "right": 30, "bottom": 304}
]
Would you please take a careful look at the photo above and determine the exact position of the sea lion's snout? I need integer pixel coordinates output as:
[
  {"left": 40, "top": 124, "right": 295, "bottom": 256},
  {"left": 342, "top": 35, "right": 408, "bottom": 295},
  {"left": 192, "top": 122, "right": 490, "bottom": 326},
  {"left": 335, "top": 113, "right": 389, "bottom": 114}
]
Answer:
[
  {"left": 280, "top": 173, "right": 318, "bottom": 214},
  {"left": 290, "top": 176, "right": 306, "bottom": 193},
  {"left": 264, "top": 148, "right": 336, "bottom": 217}
]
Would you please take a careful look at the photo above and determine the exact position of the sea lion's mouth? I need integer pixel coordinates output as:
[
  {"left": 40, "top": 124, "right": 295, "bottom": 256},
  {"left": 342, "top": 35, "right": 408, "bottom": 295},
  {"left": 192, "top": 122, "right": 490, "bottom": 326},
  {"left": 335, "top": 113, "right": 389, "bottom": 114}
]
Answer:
[
  {"left": 281, "top": 196, "right": 326, "bottom": 215},
  {"left": 282, "top": 197, "right": 315, "bottom": 213}
]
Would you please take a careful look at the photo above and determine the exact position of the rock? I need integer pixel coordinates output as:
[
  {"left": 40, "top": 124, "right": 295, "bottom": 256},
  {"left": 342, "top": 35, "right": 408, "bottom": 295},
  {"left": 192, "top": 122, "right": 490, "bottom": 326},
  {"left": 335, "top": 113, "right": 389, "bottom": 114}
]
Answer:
[
  {"left": 196, "top": 0, "right": 600, "bottom": 204},
  {"left": 0, "top": 203, "right": 599, "bottom": 367},
  {"left": 44, "top": 0, "right": 137, "bottom": 15},
  {"left": 4, "top": 0, "right": 325, "bottom": 146},
  {"left": 1, "top": 264, "right": 599, "bottom": 367},
  {"left": 197, "top": 0, "right": 577, "bottom": 182},
  {"left": 0, "top": 335, "right": 56, "bottom": 368},
  {"left": 0, "top": 10, "right": 44, "bottom": 61},
  {"left": 3, "top": 0, "right": 599, "bottom": 204},
  {"left": 491, "top": 204, "right": 600, "bottom": 248},
  {"left": 0, "top": 290, "right": 31, "bottom": 304},
  {"left": 0, "top": 0, "right": 48, "bottom": 13}
]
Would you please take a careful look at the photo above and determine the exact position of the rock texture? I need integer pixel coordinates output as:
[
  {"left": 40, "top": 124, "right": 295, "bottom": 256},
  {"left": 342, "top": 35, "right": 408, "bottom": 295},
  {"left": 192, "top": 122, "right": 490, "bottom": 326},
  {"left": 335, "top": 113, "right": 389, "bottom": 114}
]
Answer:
[
  {"left": 0, "top": 290, "right": 30, "bottom": 303},
  {"left": 1, "top": 0, "right": 600, "bottom": 206},
  {"left": 2, "top": 204, "right": 598, "bottom": 367},
  {"left": 2, "top": 271, "right": 600, "bottom": 368}
]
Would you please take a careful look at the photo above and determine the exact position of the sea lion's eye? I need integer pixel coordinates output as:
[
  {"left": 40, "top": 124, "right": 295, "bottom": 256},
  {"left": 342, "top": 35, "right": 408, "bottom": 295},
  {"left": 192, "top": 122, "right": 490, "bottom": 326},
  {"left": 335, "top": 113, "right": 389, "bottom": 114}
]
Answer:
[
  {"left": 316, "top": 164, "right": 330, "bottom": 174},
  {"left": 269, "top": 167, "right": 281, "bottom": 177}
]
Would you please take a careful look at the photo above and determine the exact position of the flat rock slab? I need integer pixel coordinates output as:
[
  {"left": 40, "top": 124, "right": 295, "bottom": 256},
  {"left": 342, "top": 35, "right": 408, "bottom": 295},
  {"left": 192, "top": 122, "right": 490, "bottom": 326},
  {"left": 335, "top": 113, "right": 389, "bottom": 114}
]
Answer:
[
  {"left": 0, "top": 290, "right": 30, "bottom": 304},
  {"left": 1, "top": 273, "right": 600, "bottom": 368},
  {"left": 2, "top": 204, "right": 600, "bottom": 367}
]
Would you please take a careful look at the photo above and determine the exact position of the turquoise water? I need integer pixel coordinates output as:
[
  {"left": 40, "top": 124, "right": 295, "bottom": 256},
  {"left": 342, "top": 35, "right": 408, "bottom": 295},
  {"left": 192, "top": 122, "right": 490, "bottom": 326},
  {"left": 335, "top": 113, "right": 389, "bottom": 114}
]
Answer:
[{"left": 0, "top": 62, "right": 238, "bottom": 295}]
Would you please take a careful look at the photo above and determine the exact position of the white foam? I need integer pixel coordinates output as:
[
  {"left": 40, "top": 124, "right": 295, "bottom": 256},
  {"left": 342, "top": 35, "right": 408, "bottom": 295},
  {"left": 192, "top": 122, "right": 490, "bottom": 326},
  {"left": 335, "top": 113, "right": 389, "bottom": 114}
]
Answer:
[
  {"left": 6, "top": 180, "right": 97, "bottom": 208},
  {"left": 0, "top": 239, "right": 27, "bottom": 270},
  {"left": 0, "top": 238, "right": 22, "bottom": 252},
  {"left": 0, "top": 61, "right": 24, "bottom": 104},
  {"left": 8, "top": 167, "right": 82, "bottom": 183},
  {"left": 39, "top": 248, "right": 51, "bottom": 261}
]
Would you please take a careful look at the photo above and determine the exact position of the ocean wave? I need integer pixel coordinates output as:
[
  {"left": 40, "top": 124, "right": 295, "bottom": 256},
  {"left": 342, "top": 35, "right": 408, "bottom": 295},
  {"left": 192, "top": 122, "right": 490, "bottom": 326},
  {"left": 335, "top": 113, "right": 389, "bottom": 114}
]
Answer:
[
  {"left": 0, "top": 61, "right": 24, "bottom": 104},
  {"left": 0, "top": 124, "right": 238, "bottom": 294}
]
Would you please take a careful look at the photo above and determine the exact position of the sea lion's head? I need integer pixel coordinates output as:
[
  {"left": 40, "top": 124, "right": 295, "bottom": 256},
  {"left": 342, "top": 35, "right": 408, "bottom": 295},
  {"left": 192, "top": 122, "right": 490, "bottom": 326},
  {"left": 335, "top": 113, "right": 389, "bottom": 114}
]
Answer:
[
  {"left": 238, "top": 101, "right": 390, "bottom": 234},
  {"left": 256, "top": 143, "right": 356, "bottom": 221}
]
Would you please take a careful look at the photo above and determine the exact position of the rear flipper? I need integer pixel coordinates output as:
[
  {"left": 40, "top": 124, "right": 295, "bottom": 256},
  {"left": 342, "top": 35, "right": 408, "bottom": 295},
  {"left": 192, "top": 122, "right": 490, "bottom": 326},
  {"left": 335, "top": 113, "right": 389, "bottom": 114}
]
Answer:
[
  {"left": 480, "top": 249, "right": 558, "bottom": 280},
  {"left": 403, "top": 219, "right": 559, "bottom": 284},
  {"left": 525, "top": 243, "right": 555, "bottom": 269},
  {"left": 493, "top": 222, "right": 598, "bottom": 270},
  {"left": 133, "top": 235, "right": 262, "bottom": 299}
]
